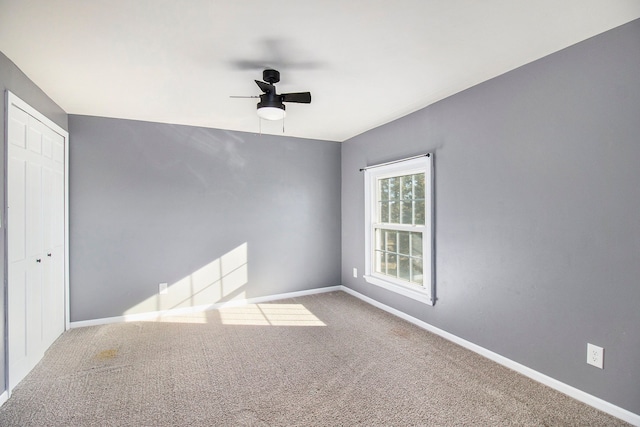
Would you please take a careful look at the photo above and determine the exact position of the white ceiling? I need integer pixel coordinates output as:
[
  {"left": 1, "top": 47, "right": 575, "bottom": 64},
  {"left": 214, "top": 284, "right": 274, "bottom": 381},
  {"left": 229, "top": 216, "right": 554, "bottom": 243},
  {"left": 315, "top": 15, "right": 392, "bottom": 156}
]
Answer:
[{"left": 1, "top": 1, "right": 639, "bottom": 142}]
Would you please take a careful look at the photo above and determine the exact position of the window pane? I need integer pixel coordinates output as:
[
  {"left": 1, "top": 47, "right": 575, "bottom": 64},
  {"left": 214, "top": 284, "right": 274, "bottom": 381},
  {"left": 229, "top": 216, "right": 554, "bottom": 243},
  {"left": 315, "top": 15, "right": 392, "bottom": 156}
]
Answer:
[
  {"left": 388, "top": 177, "right": 399, "bottom": 200},
  {"left": 401, "top": 201, "right": 413, "bottom": 224},
  {"left": 414, "top": 200, "right": 425, "bottom": 225},
  {"left": 398, "top": 232, "right": 410, "bottom": 255},
  {"left": 398, "top": 256, "right": 410, "bottom": 281},
  {"left": 385, "top": 230, "right": 397, "bottom": 252},
  {"left": 411, "top": 258, "right": 423, "bottom": 285},
  {"left": 380, "top": 201, "right": 389, "bottom": 223},
  {"left": 401, "top": 175, "right": 413, "bottom": 200},
  {"left": 414, "top": 173, "right": 425, "bottom": 197},
  {"left": 389, "top": 201, "right": 400, "bottom": 223},
  {"left": 411, "top": 233, "right": 422, "bottom": 257},
  {"left": 387, "top": 253, "right": 397, "bottom": 277},
  {"left": 380, "top": 178, "right": 390, "bottom": 201}
]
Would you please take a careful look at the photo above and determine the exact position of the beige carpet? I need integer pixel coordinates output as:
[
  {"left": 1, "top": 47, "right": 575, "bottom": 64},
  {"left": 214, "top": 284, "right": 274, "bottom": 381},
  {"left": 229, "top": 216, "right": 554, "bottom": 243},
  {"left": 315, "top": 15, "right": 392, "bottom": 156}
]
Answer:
[{"left": 0, "top": 291, "right": 629, "bottom": 426}]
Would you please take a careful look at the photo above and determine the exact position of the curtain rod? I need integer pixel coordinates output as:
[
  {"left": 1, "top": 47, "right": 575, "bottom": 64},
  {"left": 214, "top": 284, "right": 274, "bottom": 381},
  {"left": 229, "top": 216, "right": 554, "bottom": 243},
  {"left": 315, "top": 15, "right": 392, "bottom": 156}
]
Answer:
[{"left": 359, "top": 153, "right": 430, "bottom": 172}]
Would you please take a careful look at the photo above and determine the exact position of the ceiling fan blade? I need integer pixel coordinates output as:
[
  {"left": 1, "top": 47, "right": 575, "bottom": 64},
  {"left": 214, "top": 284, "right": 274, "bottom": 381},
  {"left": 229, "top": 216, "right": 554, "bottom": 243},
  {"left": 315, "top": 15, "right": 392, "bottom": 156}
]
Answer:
[
  {"left": 255, "top": 80, "right": 274, "bottom": 93},
  {"left": 281, "top": 92, "right": 311, "bottom": 103},
  {"left": 230, "top": 95, "right": 259, "bottom": 98}
]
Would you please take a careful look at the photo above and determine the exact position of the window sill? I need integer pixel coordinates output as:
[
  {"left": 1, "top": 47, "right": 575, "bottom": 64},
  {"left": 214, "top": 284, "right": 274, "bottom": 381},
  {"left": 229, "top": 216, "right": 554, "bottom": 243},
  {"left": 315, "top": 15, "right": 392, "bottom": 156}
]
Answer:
[{"left": 363, "top": 275, "right": 434, "bottom": 305}]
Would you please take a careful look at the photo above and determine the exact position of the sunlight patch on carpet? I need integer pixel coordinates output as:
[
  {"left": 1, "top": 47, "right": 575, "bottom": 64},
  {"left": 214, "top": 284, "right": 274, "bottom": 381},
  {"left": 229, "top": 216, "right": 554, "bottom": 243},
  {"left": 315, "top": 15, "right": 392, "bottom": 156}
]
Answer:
[{"left": 220, "top": 303, "right": 326, "bottom": 326}]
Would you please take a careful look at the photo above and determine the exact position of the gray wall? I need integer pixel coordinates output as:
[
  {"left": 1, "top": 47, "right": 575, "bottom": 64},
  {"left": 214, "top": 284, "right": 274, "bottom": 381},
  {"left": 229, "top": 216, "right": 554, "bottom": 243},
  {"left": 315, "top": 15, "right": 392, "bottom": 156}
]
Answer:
[
  {"left": 1, "top": 51, "right": 68, "bottom": 395},
  {"left": 69, "top": 116, "right": 341, "bottom": 321},
  {"left": 341, "top": 19, "right": 640, "bottom": 414}
]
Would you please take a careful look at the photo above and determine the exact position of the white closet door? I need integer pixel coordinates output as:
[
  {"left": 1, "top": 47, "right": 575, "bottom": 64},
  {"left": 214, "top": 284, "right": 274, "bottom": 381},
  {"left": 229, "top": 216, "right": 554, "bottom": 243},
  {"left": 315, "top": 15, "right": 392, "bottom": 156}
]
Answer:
[
  {"left": 7, "top": 96, "right": 67, "bottom": 391},
  {"left": 42, "top": 125, "right": 66, "bottom": 350},
  {"left": 7, "top": 106, "right": 30, "bottom": 387}
]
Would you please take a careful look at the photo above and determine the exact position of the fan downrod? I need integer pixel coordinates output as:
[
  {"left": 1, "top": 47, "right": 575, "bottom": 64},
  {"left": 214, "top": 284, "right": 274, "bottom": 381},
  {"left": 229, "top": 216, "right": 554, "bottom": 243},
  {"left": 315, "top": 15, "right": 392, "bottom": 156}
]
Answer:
[{"left": 263, "top": 69, "right": 280, "bottom": 84}]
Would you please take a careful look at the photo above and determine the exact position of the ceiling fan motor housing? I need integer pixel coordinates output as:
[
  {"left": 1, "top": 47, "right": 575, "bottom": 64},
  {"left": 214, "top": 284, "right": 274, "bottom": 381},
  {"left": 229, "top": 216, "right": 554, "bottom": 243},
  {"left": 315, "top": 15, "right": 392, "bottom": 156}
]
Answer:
[{"left": 257, "top": 92, "right": 285, "bottom": 112}]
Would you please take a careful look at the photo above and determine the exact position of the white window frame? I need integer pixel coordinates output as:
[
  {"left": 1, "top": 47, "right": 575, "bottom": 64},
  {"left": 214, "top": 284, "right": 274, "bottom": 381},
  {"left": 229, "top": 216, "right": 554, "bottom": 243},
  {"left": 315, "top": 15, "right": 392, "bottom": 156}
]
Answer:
[{"left": 364, "top": 155, "right": 434, "bottom": 305}]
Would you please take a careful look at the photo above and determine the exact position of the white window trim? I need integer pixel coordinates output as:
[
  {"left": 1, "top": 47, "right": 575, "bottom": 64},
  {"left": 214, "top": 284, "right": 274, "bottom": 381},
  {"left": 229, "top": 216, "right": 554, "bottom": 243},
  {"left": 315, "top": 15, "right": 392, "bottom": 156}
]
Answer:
[{"left": 363, "top": 155, "right": 435, "bottom": 305}]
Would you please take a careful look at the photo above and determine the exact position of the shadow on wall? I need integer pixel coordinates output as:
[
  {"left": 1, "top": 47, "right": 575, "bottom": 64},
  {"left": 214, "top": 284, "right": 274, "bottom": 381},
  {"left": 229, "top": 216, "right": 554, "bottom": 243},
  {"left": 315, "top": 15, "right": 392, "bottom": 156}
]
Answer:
[{"left": 124, "top": 242, "right": 249, "bottom": 316}]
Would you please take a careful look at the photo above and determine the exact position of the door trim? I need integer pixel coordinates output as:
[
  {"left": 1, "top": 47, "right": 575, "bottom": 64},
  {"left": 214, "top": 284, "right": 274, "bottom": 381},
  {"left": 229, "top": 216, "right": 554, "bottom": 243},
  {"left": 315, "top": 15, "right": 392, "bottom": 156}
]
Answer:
[{"left": 4, "top": 91, "right": 69, "bottom": 394}]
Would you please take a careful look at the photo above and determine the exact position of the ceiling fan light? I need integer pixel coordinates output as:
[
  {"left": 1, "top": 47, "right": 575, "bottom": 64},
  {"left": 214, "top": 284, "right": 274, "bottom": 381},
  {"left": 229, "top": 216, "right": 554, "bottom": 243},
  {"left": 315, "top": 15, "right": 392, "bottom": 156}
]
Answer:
[{"left": 257, "top": 106, "right": 286, "bottom": 121}]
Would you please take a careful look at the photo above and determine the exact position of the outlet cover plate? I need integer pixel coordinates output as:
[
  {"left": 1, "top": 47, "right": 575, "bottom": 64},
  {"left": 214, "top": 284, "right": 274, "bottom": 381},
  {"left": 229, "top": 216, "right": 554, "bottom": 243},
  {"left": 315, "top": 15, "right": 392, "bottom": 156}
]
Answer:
[
  {"left": 159, "top": 282, "right": 168, "bottom": 295},
  {"left": 587, "top": 343, "right": 604, "bottom": 369}
]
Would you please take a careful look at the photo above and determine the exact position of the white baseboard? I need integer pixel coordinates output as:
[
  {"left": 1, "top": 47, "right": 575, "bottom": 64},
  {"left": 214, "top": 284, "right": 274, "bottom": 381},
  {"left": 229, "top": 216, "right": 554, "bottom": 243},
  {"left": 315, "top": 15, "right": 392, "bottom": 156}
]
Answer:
[
  {"left": 340, "top": 286, "right": 640, "bottom": 427},
  {"left": 0, "top": 390, "right": 8, "bottom": 407},
  {"left": 69, "top": 285, "right": 342, "bottom": 328}
]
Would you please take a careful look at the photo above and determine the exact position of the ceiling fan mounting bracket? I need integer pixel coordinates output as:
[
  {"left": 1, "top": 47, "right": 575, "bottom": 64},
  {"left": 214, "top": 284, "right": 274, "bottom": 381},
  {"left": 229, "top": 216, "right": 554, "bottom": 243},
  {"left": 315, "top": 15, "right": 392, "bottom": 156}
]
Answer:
[{"left": 263, "top": 69, "right": 280, "bottom": 84}]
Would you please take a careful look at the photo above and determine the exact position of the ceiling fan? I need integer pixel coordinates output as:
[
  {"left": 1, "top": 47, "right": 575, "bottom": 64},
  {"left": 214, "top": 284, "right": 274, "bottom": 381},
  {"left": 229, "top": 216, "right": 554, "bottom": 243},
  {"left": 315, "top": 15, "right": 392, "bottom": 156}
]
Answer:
[{"left": 232, "top": 69, "right": 311, "bottom": 121}]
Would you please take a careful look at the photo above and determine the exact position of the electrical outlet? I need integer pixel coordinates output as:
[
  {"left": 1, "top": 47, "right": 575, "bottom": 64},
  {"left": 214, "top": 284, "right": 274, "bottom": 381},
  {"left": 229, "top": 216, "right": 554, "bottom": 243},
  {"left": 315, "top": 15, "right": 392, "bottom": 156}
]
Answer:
[
  {"left": 159, "top": 282, "right": 168, "bottom": 295},
  {"left": 353, "top": 268, "right": 358, "bottom": 278},
  {"left": 587, "top": 343, "right": 604, "bottom": 369}
]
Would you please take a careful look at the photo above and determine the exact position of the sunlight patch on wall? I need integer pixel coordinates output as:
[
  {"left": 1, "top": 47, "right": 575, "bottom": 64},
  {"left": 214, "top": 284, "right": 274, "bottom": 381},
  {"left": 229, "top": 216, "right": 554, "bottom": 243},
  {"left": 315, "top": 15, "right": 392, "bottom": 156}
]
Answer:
[
  {"left": 220, "top": 304, "right": 326, "bottom": 326},
  {"left": 123, "top": 242, "right": 248, "bottom": 317}
]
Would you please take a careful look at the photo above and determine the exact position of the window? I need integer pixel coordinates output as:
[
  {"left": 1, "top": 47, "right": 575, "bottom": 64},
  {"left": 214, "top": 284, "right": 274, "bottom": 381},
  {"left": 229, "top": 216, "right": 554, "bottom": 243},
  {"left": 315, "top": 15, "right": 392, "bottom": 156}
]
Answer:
[{"left": 364, "top": 155, "right": 434, "bottom": 304}]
